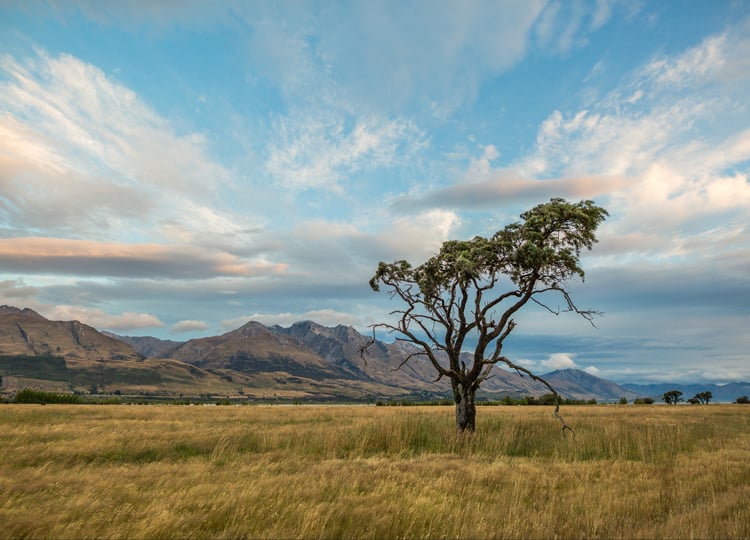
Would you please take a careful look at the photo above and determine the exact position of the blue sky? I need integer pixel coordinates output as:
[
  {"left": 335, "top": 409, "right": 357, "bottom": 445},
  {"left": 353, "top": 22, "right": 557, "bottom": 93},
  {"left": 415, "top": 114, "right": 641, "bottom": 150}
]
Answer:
[{"left": 1, "top": 1, "right": 748, "bottom": 383}]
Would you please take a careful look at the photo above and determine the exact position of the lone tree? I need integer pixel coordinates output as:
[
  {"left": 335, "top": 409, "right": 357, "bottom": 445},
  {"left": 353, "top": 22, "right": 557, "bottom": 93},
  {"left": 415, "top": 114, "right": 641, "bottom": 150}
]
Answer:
[
  {"left": 663, "top": 390, "right": 683, "bottom": 405},
  {"left": 368, "top": 198, "right": 608, "bottom": 432}
]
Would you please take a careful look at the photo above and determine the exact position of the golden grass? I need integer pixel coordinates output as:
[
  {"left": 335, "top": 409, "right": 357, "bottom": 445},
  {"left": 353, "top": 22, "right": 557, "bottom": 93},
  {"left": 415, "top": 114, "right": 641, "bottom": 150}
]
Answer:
[{"left": 1, "top": 404, "right": 748, "bottom": 539}]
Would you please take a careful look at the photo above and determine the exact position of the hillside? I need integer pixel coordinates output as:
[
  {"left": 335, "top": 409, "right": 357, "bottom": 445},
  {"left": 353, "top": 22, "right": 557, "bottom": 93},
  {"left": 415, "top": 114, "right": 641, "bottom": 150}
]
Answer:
[
  {"left": 0, "top": 306, "right": 257, "bottom": 398},
  {"left": 4, "top": 304, "right": 743, "bottom": 403},
  {"left": 622, "top": 381, "right": 750, "bottom": 403},
  {"left": 0, "top": 305, "right": 143, "bottom": 364},
  {"left": 103, "top": 332, "right": 183, "bottom": 357},
  {"left": 544, "top": 369, "right": 640, "bottom": 401}
]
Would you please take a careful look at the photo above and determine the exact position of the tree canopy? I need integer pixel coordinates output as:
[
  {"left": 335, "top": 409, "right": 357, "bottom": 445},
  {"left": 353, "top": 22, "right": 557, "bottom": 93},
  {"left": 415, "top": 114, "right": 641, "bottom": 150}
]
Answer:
[
  {"left": 663, "top": 390, "right": 684, "bottom": 405},
  {"left": 369, "top": 198, "right": 608, "bottom": 432}
]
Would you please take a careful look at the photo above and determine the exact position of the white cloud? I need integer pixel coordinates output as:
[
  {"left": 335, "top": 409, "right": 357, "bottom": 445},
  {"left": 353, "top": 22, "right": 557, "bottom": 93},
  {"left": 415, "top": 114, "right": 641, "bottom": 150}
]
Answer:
[
  {"left": 170, "top": 320, "right": 210, "bottom": 333},
  {"left": 267, "top": 209, "right": 459, "bottom": 286},
  {"left": 47, "top": 305, "right": 164, "bottom": 331},
  {"left": 266, "top": 112, "right": 425, "bottom": 192},
  {"left": 642, "top": 26, "right": 750, "bottom": 89},
  {"left": 533, "top": 0, "right": 625, "bottom": 54},
  {"left": 0, "top": 278, "right": 38, "bottom": 301},
  {"left": 0, "top": 49, "right": 248, "bottom": 245},
  {"left": 541, "top": 352, "right": 578, "bottom": 370},
  {"left": 243, "top": 2, "right": 548, "bottom": 116},
  {"left": 511, "top": 22, "right": 750, "bottom": 266},
  {"left": 0, "top": 277, "right": 160, "bottom": 333}
]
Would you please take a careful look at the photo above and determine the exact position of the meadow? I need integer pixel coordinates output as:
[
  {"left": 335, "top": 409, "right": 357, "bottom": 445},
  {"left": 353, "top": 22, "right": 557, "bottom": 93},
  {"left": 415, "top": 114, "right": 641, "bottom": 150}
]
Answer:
[{"left": 1, "top": 404, "right": 748, "bottom": 539}]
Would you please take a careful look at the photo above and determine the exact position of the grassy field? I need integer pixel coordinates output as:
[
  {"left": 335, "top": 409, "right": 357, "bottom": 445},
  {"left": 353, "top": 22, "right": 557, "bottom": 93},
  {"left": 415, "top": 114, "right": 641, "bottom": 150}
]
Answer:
[{"left": 1, "top": 404, "right": 748, "bottom": 539}]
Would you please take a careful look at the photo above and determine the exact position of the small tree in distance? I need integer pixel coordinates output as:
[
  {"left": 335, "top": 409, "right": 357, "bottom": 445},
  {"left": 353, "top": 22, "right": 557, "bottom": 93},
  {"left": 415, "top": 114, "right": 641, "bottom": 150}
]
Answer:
[
  {"left": 367, "top": 198, "right": 608, "bottom": 432},
  {"left": 663, "top": 390, "right": 683, "bottom": 405},
  {"left": 690, "top": 391, "right": 712, "bottom": 404}
]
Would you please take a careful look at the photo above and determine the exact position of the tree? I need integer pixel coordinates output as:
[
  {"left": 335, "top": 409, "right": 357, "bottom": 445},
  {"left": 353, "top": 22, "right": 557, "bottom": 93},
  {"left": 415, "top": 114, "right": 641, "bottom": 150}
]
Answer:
[
  {"left": 662, "top": 390, "right": 683, "bottom": 405},
  {"left": 736, "top": 395, "right": 749, "bottom": 404},
  {"left": 691, "top": 391, "right": 712, "bottom": 405},
  {"left": 368, "top": 198, "right": 608, "bottom": 432}
]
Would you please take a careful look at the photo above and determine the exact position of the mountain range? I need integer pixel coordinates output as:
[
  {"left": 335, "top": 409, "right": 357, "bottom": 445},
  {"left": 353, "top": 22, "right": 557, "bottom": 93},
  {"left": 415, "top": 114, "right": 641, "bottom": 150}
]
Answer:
[{"left": 2, "top": 305, "right": 747, "bottom": 402}]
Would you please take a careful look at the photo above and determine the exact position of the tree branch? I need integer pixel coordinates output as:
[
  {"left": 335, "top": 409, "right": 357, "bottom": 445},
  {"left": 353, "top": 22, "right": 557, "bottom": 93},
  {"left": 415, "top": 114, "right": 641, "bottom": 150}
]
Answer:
[{"left": 496, "top": 356, "right": 576, "bottom": 437}]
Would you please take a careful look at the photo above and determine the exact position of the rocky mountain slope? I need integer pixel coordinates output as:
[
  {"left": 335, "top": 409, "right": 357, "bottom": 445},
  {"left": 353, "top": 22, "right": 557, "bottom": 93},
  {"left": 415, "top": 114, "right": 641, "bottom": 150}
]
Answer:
[
  {"left": 0, "top": 306, "right": 254, "bottom": 397},
  {"left": 544, "top": 369, "right": 640, "bottom": 401},
  {"left": 103, "top": 332, "right": 183, "bottom": 357},
  {"left": 0, "top": 306, "right": 142, "bottom": 363},
  {"left": 4, "top": 304, "right": 736, "bottom": 402}
]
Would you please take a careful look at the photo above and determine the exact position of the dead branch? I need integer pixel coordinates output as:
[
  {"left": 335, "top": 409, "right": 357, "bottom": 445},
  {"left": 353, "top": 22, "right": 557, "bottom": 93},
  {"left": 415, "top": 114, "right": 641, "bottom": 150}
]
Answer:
[{"left": 499, "top": 356, "right": 576, "bottom": 438}]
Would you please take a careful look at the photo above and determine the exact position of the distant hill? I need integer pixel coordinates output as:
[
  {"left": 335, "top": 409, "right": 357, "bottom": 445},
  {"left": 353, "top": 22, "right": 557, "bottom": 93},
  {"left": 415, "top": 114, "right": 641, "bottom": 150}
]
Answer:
[
  {"left": 622, "top": 382, "right": 750, "bottom": 403},
  {"left": 3, "top": 304, "right": 747, "bottom": 403},
  {"left": 543, "top": 369, "right": 640, "bottom": 401},
  {"left": 103, "top": 332, "right": 183, "bottom": 357}
]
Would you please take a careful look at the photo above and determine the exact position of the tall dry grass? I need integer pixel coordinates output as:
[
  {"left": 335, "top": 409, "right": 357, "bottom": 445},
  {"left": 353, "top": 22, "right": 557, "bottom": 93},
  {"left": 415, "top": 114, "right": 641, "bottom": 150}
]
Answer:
[{"left": 1, "top": 404, "right": 748, "bottom": 539}]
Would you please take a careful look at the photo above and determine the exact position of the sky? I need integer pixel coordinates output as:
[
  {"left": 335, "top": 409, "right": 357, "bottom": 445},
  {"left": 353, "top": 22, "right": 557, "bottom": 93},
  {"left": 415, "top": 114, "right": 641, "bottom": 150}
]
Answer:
[{"left": 1, "top": 1, "right": 749, "bottom": 384}]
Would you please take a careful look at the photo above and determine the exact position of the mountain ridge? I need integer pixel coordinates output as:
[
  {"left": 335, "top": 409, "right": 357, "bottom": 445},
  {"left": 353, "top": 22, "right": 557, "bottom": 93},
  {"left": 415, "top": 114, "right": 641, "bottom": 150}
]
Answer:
[{"left": 1, "top": 306, "right": 746, "bottom": 402}]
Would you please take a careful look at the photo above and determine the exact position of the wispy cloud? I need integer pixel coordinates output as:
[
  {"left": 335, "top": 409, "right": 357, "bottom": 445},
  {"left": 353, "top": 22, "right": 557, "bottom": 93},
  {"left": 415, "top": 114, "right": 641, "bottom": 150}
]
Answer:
[
  {"left": 49, "top": 305, "right": 164, "bottom": 331},
  {"left": 266, "top": 113, "right": 425, "bottom": 192},
  {"left": 238, "top": 1, "right": 550, "bottom": 116},
  {"left": 0, "top": 238, "right": 287, "bottom": 279},
  {"left": 407, "top": 20, "right": 750, "bottom": 265},
  {"left": 0, "top": 49, "right": 243, "bottom": 243},
  {"left": 170, "top": 320, "right": 210, "bottom": 333}
]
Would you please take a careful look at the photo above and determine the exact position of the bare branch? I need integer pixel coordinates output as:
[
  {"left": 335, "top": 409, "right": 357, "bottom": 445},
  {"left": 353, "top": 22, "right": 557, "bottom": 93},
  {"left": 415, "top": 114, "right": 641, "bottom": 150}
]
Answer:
[
  {"left": 497, "top": 356, "right": 576, "bottom": 437},
  {"left": 532, "top": 286, "right": 603, "bottom": 328}
]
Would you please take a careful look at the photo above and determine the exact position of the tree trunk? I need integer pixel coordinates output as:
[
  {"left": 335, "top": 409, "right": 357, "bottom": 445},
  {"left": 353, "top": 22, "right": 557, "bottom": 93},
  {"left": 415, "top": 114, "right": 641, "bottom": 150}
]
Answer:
[{"left": 453, "top": 380, "right": 476, "bottom": 432}]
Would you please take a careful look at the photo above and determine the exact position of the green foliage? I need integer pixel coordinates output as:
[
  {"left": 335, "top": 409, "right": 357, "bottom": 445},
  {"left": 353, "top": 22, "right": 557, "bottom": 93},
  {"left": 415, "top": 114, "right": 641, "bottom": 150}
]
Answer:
[
  {"left": 663, "top": 390, "right": 683, "bottom": 405},
  {"left": 691, "top": 391, "right": 712, "bottom": 404},
  {"left": 371, "top": 198, "right": 608, "bottom": 298},
  {"left": 634, "top": 397, "right": 655, "bottom": 404},
  {"left": 14, "top": 388, "right": 82, "bottom": 404},
  {"left": 619, "top": 397, "right": 628, "bottom": 404},
  {"left": 736, "top": 395, "right": 749, "bottom": 404}
]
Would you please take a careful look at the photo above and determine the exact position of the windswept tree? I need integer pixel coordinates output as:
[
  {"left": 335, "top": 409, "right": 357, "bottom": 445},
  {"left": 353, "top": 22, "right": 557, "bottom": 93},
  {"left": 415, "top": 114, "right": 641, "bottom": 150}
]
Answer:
[{"left": 368, "top": 198, "right": 608, "bottom": 432}]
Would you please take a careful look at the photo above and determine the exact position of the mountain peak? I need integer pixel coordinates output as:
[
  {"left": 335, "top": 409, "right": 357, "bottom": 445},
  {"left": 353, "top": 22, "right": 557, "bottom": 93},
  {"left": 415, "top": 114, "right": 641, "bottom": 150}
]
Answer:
[
  {"left": 0, "top": 305, "right": 45, "bottom": 319},
  {"left": 288, "top": 320, "right": 327, "bottom": 334},
  {"left": 227, "top": 321, "right": 270, "bottom": 338}
]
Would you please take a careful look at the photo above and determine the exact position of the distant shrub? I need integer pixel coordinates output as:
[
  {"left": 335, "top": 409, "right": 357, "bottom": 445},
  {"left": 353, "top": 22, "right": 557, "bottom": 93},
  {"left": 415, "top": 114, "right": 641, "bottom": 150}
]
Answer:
[
  {"left": 14, "top": 388, "right": 81, "bottom": 404},
  {"left": 736, "top": 395, "right": 749, "bottom": 404},
  {"left": 618, "top": 397, "right": 628, "bottom": 405},
  {"left": 634, "top": 397, "right": 655, "bottom": 405}
]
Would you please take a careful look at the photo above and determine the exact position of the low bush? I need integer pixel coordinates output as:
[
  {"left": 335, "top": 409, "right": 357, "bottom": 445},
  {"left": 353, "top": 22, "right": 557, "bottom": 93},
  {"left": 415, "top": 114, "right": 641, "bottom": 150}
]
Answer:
[{"left": 14, "top": 388, "right": 82, "bottom": 404}]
